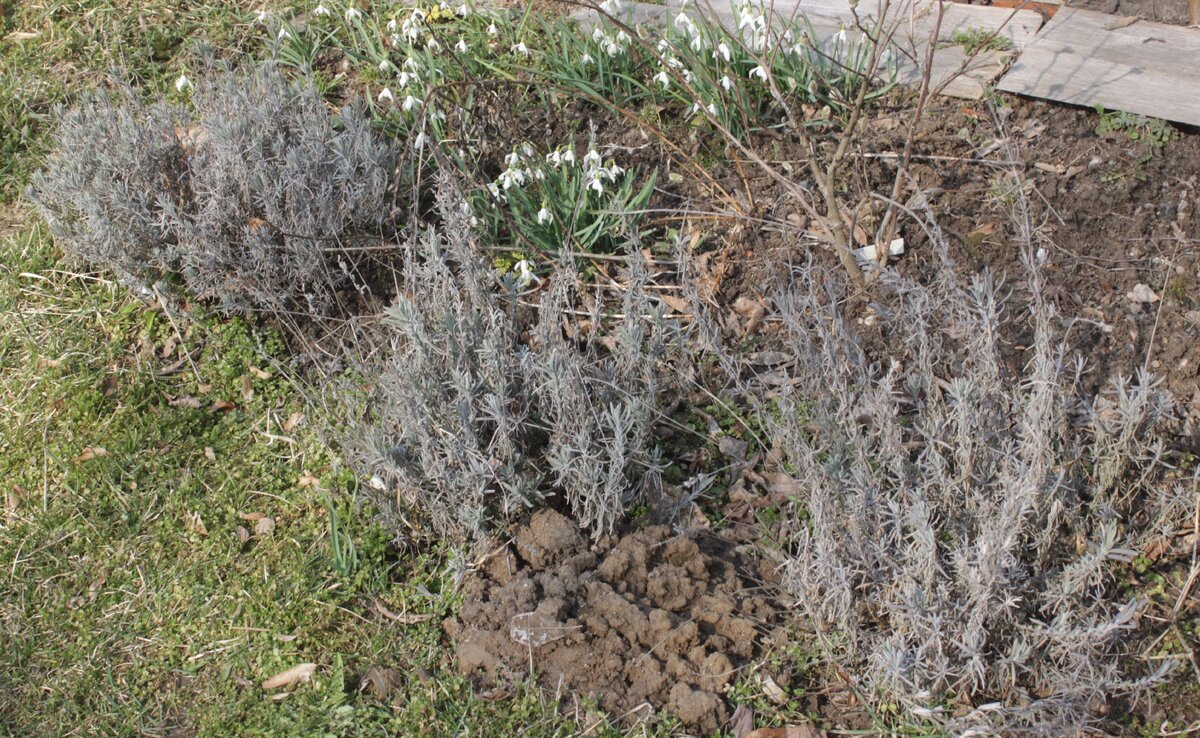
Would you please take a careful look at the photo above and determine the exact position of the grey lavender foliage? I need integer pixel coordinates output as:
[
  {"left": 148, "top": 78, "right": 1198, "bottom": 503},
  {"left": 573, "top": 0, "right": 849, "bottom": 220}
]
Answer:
[
  {"left": 29, "top": 61, "right": 397, "bottom": 317},
  {"left": 763, "top": 232, "right": 1180, "bottom": 734},
  {"left": 342, "top": 190, "right": 677, "bottom": 541}
]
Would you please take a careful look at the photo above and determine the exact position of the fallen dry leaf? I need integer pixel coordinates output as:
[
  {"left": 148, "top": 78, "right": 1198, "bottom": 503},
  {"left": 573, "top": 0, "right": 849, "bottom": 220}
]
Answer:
[
  {"left": 66, "top": 573, "right": 107, "bottom": 610},
  {"left": 360, "top": 666, "right": 402, "bottom": 699},
  {"left": 250, "top": 366, "right": 273, "bottom": 380},
  {"left": 746, "top": 724, "right": 825, "bottom": 738},
  {"left": 1103, "top": 14, "right": 1139, "bottom": 30},
  {"left": 211, "top": 400, "right": 236, "bottom": 413},
  {"left": 238, "top": 511, "right": 266, "bottom": 522},
  {"left": 36, "top": 356, "right": 63, "bottom": 370},
  {"left": 185, "top": 511, "right": 208, "bottom": 537},
  {"left": 236, "top": 526, "right": 251, "bottom": 544},
  {"left": 204, "top": 447, "right": 216, "bottom": 461},
  {"left": 730, "top": 705, "right": 755, "bottom": 738},
  {"left": 253, "top": 517, "right": 276, "bottom": 537},
  {"left": 1127, "top": 283, "right": 1160, "bottom": 304},
  {"left": 262, "top": 662, "right": 317, "bottom": 690},
  {"left": 169, "top": 395, "right": 202, "bottom": 409},
  {"left": 5, "top": 31, "right": 39, "bottom": 41},
  {"left": 241, "top": 375, "right": 254, "bottom": 404},
  {"left": 74, "top": 447, "right": 109, "bottom": 463},
  {"left": 297, "top": 472, "right": 320, "bottom": 488},
  {"left": 283, "top": 412, "right": 305, "bottom": 433},
  {"left": 276, "top": 633, "right": 299, "bottom": 642},
  {"left": 761, "top": 673, "right": 788, "bottom": 704}
]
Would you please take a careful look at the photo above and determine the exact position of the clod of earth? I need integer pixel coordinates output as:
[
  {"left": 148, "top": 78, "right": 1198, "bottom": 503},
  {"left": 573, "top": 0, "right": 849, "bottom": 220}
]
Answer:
[{"left": 447, "top": 510, "right": 777, "bottom": 733}]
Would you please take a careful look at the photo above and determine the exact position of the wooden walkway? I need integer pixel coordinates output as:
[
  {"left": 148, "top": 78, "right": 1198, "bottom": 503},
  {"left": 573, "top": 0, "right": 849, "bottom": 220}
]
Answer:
[{"left": 576, "top": 0, "right": 1200, "bottom": 125}]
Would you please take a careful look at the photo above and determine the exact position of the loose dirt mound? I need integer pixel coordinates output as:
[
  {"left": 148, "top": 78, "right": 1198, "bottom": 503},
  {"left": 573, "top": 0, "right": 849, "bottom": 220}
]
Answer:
[{"left": 445, "top": 510, "right": 776, "bottom": 733}]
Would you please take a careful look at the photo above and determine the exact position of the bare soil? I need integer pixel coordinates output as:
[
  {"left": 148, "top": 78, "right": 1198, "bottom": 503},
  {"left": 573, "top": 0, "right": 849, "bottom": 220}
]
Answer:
[{"left": 444, "top": 510, "right": 778, "bottom": 733}]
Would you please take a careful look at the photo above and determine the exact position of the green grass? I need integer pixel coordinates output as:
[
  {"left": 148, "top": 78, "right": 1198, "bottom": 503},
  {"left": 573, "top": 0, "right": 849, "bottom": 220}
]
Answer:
[{"left": 0, "top": 220, "right": 615, "bottom": 737}]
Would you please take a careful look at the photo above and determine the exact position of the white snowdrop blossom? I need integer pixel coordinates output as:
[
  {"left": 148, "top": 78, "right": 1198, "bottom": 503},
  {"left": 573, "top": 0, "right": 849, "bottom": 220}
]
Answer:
[
  {"left": 397, "top": 71, "right": 417, "bottom": 88},
  {"left": 413, "top": 131, "right": 427, "bottom": 150},
  {"left": 403, "top": 57, "right": 420, "bottom": 71},
  {"left": 487, "top": 23, "right": 498, "bottom": 36},
  {"left": 175, "top": 74, "right": 192, "bottom": 92},
  {"left": 706, "top": 102, "right": 719, "bottom": 116},
  {"left": 344, "top": 7, "right": 362, "bottom": 21},
  {"left": 749, "top": 65, "right": 768, "bottom": 81},
  {"left": 581, "top": 52, "right": 595, "bottom": 65},
  {"left": 379, "top": 59, "right": 391, "bottom": 72},
  {"left": 256, "top": 10, "right": 270, "bottom": 22},
  {"left": 426, "top": 38, "right": 440, "bottom": 50},
  {"left": 715, "top": 42, "right": 731, "bottom": 62},
  {"left": 378, "top": 87, "right": 395, "bottom": 103},
  {"left": 599, "top": 0, "right": 623, "bottom": 14},
  {"left": 536, "top": 206, "right": 553, "bottom": 225},
  {"left": 653, "top": 70, "right": 671, "bottom": 88},
  {"left": 583, "top": 149, "right": 602, "bottom": 169},
  {"left": 402, "top": 95, "right": 420, "bottom": 111},
  {"left": 455, "top": 37, "right": 469, "bottom": 53},
  {"left": 720, "top": 74, "right": 734, "bottom": 91},
  {"left": 277, "top": 27, "right": 291, "bottom": 40},
  {"left": 511, "top": 41, "right": 530, "bottom": 55},
  {"left": 836, "top": 28, "right": 848, "bottom": 44},
  {"left": 313, "top": 4, "right": 331, "bottom": 17},
  {"left": 514, "top": 259, "right": 541, "bottom": 289},
  {"left": 456, "top": 3, "right": 471, "bottom": 16},
  {"left": 387, "top": 18, "right": 398, "bottom": 31}
]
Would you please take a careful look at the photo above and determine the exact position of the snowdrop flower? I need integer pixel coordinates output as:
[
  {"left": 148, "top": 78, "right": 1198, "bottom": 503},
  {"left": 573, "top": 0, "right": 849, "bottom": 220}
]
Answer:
[
  {"left": 705, "top": 102, "right": 718, "bottom": 116},
  {"left": 456, "top": 3, "right": 471, "bottom": 15},
  {"left": 514, "top": 259, "right": 541, "bottom": 288},
  {"left": 403, "top": 57, "right": 420, "bottom": 71},
  {"left": 715, "top": 41, "right": 731, "bottom": 62},
  {"left": 426, "top": 37, "right": 440, "bottom": 50},
  {"left": 378, "top": 87, "right": 395, "bottom": 103},
  {"left": 536, "top": 206, "right": 553, "bottom": 225},
  {"left": 345, "top": 7, "right": 362, "bottom": 21},
  {"left": 836, "top": 28, "right": 848, "bottom": 44},
  {"left": 397, "top": 71, "right": 416, "bottom": 88},
  {"left": 562, "top": 149, "right": 576, "bottom": 165},
  {"left": 175, "top": 74, "right": 192, "bottom": 92},
  {"left": 749, "top": 65, "right": 768, "bottom": 81},
  {"left": 455, "top": 37, "right": 469, "bottom": 53},
  {"left": 581, "top": 52, "right": 595, "bottom": 65},
  {"left": 673, "top": 12, "right": 692, "bottom": 31},
  {"left": 599, "top": 0, "right": 623, "bottom": 14},
  {"left": 589, "top": 177, "right": 605, "bottom": 194},
  {"left": 487, "top": 182, "right": 501, "bottom": 199},
  {"left": 277, "top": 27, "right": 291, "bottom": 40},
  {"left": 653, "top": 70, "right": 671, "bottom": 88},
  {"left": 546, "top": 150, "right": 562, "bottom": 167},
  {"left": 511, "top": 41, "right": 530, "bottom": 56},
  {"left": 387, "top": 18, "right": 398, "bottom": 31},
  {"left": 256, "top": 10, "right": 270, "bottom": 22},
  {"left": 313, "top": 4, "right": 331, "bottom": 16},
  {"left": 487, "top": 23, "right": 499, "bottom": 36},
  {"left": 583, "top": 149, "right": 602, "bottom": 169},
  {"left": 413, "top": 131, "right": 427, "bottom": 150},
  {"left": 720, "top": 74, "right": 734, "bottom": 91},
  {"left": 402, "top": 95, "right": 420, "bottom": 111},
  {"left": 379, "top": 59, "right": 391, "bottom": 72}
]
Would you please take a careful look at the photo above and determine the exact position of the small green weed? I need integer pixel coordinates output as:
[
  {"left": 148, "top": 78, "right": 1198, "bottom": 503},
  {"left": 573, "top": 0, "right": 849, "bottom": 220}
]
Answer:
[
  {"left": 943, "top": 28, "right": 1012, "bottom": 55},
  {"left": 1094, "top": 105, "right": 1175, "bottom": 148}
]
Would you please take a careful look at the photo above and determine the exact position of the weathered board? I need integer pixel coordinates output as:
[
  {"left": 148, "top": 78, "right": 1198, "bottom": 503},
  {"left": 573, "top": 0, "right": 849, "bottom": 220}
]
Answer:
[{"left": 998, "top": 7, "right": 1200, "bottom": 127}]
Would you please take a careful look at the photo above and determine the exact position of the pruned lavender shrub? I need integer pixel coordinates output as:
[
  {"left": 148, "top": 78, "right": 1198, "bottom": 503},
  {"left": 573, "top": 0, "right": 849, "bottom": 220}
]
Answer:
[
  {"left": 764, "top": 233, "right": 1180, "bottom": 733},
  {"left": 166, "top": 60, "right": 397, "bottom": 316},
  {"left": 27, "top": 89, "right": 186, "bottom": 295},
  {"left": 29, "top": 61, "right": 398, "bottom": 320},
  {"left": 341, "top": 187, "right": 677, "bottom": 541}
]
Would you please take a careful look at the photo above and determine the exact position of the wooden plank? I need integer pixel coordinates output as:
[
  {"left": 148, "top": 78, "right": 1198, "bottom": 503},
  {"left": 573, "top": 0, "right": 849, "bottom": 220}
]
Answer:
[{"left": 997, "top": 7, "right": 1200, "bottom": 127}]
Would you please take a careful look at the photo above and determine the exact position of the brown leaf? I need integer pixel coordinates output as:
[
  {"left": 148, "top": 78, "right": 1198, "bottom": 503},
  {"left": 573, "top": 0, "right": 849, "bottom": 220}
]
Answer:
[
  {"left": 761, "top": 673, "right": 788, "bottom": 704},
  {"left": 746, "top": 724, "right": 825, "bottom": 738},
  {"left": 658, "top": 294, "right": 690, "bottom": 314},
  {"left": 236, "top": 526, "right": 251, "bottom": 544},
  {"left": 275, "top": 633, "right": 299, "bottom": 642},
  {"left": 74, "top": 447, "right": 109, "bottom": 463},
  {"left": 283, "top": 412, "right": 305, "bottom": 433},
  {"left": 66, "top": 573, "right": 107, "bottom": 610},
  {"left": 262, "top": 663, "right": 317, "bottom": 690},
  {"left": 211, "top": 400, "right": 236, "bottom": 413},
  {"left": 250, "top": 366, "right": 273, "bottom": 380},
  {"left": 1103, "top": 15, "right": 1138, "bottom": 30},
  {"left": 185, "top": 510, "right": 208, "bottom": 537},
  {"left": 169, "top": 395, "right": 202, "bottom": 409},
  {"left": 160, "top": 337, "right": 177, "bottom": 359},
  {"left": 241, "top": 375, "right": 254, "bottom": 404},
  {"left": 297, "top": 472, "right": 320, "bottom": 488},
  {"left": 36, "top": 356, "right": 63, "bottom": 370},
  {"left": 5, "top": 31, "right": 39, "bottom": 41},
  {"left": 1127, "top": 284, "right": 1160, "bottom": 304},
  {"left": 238, "top": 511, "right": 266, "bottom": 521},
  {"left": 253, "top": 517, "right": 276, "bottom": 537},
  {"left": 204, "top": 447, "right": 216, "bottom": 461},
  {"left": 360, "top": 666, "right": 402, "bottom": 699},
  {"left": 730, "top": 705, "right": 755, "bottom": 738}
]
